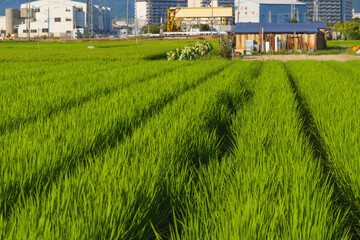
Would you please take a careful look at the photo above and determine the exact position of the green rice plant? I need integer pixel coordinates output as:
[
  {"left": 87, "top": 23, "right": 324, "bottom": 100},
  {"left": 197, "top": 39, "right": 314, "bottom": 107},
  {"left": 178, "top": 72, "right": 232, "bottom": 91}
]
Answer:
[
  {"left": 1, "top": 40, "right": 357, "bottom": 239},
  {"left": 0, "top": 60, "right": 189, "bottom": 134},
  {"left": 171, "top": 61, "right": 350, "bottom": 240},
  {"left": 286, "top": 60, "right": 360, "bottom": 234},
  {"left": 0, "top": 61, "right": 259, "bottom": 239},
  {"left": 0, "top": 40, "right": 217, "bottom": 62},
  {"left": 0, "top": 60, "right": 228, "bottom": 219}
]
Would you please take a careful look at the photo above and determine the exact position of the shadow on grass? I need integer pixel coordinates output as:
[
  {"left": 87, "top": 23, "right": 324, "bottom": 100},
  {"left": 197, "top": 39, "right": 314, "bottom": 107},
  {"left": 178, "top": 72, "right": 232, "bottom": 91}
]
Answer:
[
  {"left": 284, "top": 63, "right": 360, "bottom": 239},
  {"left": 144, "top": 53, "right": 167, "bottom": 60}
]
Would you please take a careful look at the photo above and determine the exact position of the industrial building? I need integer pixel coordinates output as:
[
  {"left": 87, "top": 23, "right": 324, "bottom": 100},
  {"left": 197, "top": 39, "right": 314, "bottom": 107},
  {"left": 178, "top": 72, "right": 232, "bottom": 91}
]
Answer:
[
  {"left": 235, "top": 0, "right": 307, "bottom": 23},
  {"left": 0, "top": 0, "right": 112, "bottom": 39},
  {"left": 235, "top": 22, "right": 327, "bottom": 53},
  {"left": 135, "top": 0, "right": 187, "bottom": 28},
  {"left": 167, "top": 7, "right": 233, "bottom": 32},
  {"left": 298, "top": 0, "right": 352, "bottom": 23}
]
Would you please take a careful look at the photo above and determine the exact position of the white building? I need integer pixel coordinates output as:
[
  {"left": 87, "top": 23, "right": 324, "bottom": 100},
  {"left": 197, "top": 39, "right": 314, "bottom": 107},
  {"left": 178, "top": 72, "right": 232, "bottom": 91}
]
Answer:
[
  {"left": 1, "top": 0, "right": 112, "bottom": 39},
  {"left": 353, "top": 9, "right": 360, "bottom": 19},
  {"left": 235, "top": 0, "right": 307, "bottom": 23},
  {"left": 0, "top": 16, "right": 6, "bottom": 36}
]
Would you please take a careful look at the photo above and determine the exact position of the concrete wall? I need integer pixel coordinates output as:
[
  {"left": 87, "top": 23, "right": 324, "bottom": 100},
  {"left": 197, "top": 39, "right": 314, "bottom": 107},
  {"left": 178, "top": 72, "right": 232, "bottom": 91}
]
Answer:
[
  {"left": 135, "top": 1, "right": 147, "bottom": 28},
  {"left": 0, "top": 16, "right": 6, "bottom": 34},
  {"left": 236, "top": 32, "right": 326, "bottom": 52},
  {"left": 235, "top": 2, "right": 259, "bottom": 23}
]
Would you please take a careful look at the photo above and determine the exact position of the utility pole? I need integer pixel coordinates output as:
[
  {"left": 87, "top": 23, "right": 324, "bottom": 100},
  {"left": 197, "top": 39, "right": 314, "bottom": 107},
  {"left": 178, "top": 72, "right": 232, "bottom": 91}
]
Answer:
[
  {"left": 86, "top": 0, "right": 90, "bottom": 37},
  {"left": 297, "top": 8, "right": 299, "bottom": 22},
  {"left": 99, "top": 0, "right": 104, "bottom": 36},
  {"left": 269, "top": 9, "right": 271, "bottom": 23},
  {"left": 126, "top": 0, "right": 129, "bottom": 38},
  {"left": 91, "top": 0, "right": 94, "bottom": 38},
  {"left": 211, "top": 1, "right": 213, "bottom": 36},
  {"left": 48, "top": 7, "right": 50, "bottom": 38},
  {"left": 27, "top": 0, "right": 31, "bottom": 41},
  {"left": 313, "top": 0, "right": 319, "bottom": 22},
  {"left": 148, "top": 0, "right": 150, "bottom": 36},
  {"left": 135, "top": 16, "right": 138, "bottom": 43}
]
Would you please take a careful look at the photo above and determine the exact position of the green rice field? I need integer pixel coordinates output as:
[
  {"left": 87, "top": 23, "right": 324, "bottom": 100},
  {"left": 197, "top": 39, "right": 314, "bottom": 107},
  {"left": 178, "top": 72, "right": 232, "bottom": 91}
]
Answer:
[{"left": 0, "top": 40, "right": 360, "bottom": 239}]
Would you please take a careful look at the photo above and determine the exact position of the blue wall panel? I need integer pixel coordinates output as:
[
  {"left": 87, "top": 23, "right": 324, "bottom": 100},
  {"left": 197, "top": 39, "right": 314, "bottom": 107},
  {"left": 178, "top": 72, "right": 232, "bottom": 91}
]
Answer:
[{"left": 259, "top": 4, "right": 307, "bottom": 23}]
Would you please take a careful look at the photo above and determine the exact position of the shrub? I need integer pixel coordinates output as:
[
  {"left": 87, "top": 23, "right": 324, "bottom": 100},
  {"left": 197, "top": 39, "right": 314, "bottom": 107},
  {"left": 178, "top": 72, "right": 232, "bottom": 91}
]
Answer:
[{"left": 167, "top": 42, "right": 213, "bottom": 61}]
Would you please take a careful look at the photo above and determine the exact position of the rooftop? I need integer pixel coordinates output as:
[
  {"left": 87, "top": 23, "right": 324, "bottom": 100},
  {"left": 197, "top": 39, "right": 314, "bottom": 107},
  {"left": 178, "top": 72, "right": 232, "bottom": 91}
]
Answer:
[{"left": 235, "top": 22, "right": 327, "bottom": 34}]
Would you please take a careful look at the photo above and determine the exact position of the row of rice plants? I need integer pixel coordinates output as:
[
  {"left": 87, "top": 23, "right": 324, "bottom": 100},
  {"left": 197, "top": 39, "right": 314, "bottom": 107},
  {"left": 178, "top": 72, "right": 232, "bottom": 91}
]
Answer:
[
  {"left": 0, "top": 60, "right": 189, "bottom": 134},
  {"left": 0, "top": 41, "right": 208, "bottom": 62},
  {"left": 0, "top": 61, "right": 259, "bottom": 239},
  {"left": 286, "top": 60, "right": 360, "bottom": 234},
  {"left": 171, "top": 61, "right": 350, "bottom": 239},
  {"left": 0, "top": 60, "right": 228, "bottom": 219},
  {"left": 0, "top": 60, "right": 127, "bottom": 85}
]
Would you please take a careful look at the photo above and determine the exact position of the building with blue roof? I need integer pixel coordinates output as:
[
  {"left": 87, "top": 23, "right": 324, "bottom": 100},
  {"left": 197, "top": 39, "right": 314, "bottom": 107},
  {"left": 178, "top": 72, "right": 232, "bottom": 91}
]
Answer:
[{"left": 234, "top": 22, "right": 327, "bottom": 53}]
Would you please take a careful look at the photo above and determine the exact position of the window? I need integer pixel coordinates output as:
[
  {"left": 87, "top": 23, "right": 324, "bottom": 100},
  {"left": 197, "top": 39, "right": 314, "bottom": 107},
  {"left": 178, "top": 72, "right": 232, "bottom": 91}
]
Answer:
[
  {"left": 35, "top": 8, "right": 40, "bottom": 13},
  {"left": 55, "top": 18, "right": 61, "bottom": 22},
  {"left": 78, "top": 8, "right": 83, "bottom": 12},
  {"left": 0, "top": 30, "right": 5, "bottom": 34},
  {"left": 23, "top": 29, "right": 29, "bottom": 33},
  {"left": 42, "top": 28, "right": 49, "bottom": 33},
  {"left": 31, "top": 29, "right": 37, "bottom": 33},
  {"left": 66, "top": 31, "right": 72, "bottom": 34},
  {"left": 66, "top": 8, "right": 71, "bottom": 12},
  {"left": 66, "top": 18, "right": 72, "bottom": 22}
]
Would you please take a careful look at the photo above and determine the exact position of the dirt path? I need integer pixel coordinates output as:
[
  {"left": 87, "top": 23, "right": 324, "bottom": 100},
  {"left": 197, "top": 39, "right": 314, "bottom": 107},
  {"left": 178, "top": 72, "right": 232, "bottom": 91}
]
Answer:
[{"left": 242, "top": 54, "right": 360, "bottom": 62}]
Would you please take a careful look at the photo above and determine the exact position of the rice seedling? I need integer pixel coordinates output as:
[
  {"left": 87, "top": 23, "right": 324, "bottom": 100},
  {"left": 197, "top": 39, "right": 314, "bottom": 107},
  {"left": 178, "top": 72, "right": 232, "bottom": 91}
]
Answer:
[
  {"left": 0, "top": 60, "right": 228, "bottom": 219},
  {"left": 0, "top": 60, "right": 189, "bottom": 134},
  {"left": 0, "top": 61, "right": 260, "bottom": 239},
  {"left": 0, "top": 40, "right": 358, "bottom": 239},
  {"left": 286, "top": 60, "right": 360, "bottom": 235},
  {"left": 171, "top": 61, "right": 350, "bottom": 240}
]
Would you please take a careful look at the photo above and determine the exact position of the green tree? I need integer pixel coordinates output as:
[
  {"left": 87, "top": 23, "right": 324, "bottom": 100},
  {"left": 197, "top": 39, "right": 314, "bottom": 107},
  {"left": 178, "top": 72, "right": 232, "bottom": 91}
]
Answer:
[
  {"left": 335, "top": 21, "right": 358, "bottom": 40},
  {"left": 141, "top": 24, "right": 161, "bottom": 34},
  {"left": 193, "top": 24, "right": 211, "bottom": 31}
]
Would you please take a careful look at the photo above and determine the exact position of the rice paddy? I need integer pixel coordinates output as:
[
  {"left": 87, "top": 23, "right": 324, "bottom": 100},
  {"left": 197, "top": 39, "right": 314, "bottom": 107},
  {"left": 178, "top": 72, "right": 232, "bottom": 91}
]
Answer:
[{"left": 0, "top": 40, "right": 359, "bottom": 239}]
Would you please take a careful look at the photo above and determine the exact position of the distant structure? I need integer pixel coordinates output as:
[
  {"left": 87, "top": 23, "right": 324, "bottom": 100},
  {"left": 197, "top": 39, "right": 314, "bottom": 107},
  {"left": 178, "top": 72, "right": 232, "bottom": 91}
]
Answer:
[
  {"left": 234, "top": 22, "right": 327, "bottom": 53},
  {"left": 188, "top": 0, "right": 234, "bottom": 8},
  {"left": 298, "top": 0, "right": 353, "bottom": 23},
  {"left": 0, "top": 0, "right": 112, "bottom": 39},
  {"left": 353, "top": 9, "right": 360, "bottom": 19},
  {"left": 135, "top": 0, "right": 187, "bottom": 28},
  {"left": 235, "top": 0, "right": 307, "bottom": 23}
]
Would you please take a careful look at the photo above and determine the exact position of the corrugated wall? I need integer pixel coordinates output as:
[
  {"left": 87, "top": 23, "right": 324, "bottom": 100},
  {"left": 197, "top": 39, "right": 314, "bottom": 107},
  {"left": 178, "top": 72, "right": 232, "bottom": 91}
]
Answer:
[{"left": 236, "top": 32, "right": 326, "bottom": 52}]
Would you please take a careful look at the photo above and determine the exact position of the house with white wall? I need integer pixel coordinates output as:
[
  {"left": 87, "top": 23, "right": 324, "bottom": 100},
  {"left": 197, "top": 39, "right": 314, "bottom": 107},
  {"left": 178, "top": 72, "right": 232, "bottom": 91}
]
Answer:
[{"left": 1, "top": 0, "right": 112, "bottom": 39}]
